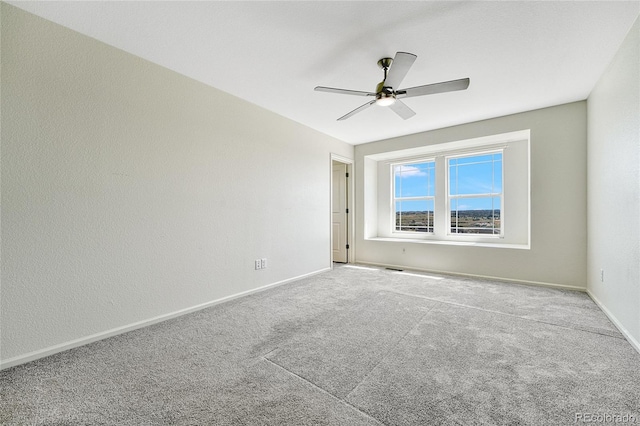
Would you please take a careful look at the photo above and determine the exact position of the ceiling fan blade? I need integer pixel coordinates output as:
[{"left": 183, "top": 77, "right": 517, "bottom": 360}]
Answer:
[
  {"left": 337, "top": 100, "right": 376, "bottom": 121},
  {"left": 397, "top": 78, "right": 470, "bottom": 99},
  {"left": 384, "top": 52, "right": 417, "bottom": 89},
  {"left": 315, "top": 86, "right": 376, "bottom": 97},
  {"left": 389, "top": 100, "right": 416, "bottom": 120}
]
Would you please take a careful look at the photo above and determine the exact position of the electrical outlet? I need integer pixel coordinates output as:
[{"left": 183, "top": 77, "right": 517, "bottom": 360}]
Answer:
[
  {"left": 255, "top": 259, "right": 262, "bottom": 270},
  {"left": 261, "top": 258, "right": 267, "bottom": 269},
  {"left": 600, "top": 269, "right": 604, "bottom": 282}
]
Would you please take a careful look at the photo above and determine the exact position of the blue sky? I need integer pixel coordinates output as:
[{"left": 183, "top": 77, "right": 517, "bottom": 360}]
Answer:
[{"left": 394, "top": 153, "right": 502, "bottom": 211}]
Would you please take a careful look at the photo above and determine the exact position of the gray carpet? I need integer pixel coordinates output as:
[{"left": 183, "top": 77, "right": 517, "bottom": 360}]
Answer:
[{"left": 1, "top": 264, "right": 638, "bottom": 425}]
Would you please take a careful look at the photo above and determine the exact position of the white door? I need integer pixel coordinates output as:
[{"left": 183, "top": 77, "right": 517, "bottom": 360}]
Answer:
[{"left": 332, "top": 162, "right": 348, "bottom": 263}]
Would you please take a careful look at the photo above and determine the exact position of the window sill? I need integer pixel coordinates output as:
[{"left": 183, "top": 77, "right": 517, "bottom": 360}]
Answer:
[{"left": 366, "top": 236, "right": 530, "bottom": 250}]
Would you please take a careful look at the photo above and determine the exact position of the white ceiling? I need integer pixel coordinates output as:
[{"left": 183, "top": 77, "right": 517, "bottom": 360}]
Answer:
[{"left": 8, "top": 1, "right": 640, "bottom": 145}]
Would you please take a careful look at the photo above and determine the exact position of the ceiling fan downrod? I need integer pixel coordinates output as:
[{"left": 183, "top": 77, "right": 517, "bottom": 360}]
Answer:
[{"left": 376, "top": 57, "right": 396, "bottom": 106}]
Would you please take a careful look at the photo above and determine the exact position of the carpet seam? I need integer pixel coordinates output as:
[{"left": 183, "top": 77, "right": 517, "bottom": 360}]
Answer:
[
  {"left": 385, "top": 289, "right": 625, "bottom": 340},
  {"left": 343, "top": 302, "right": 439, "bottom": 401},
  {"left": 261, "top": 356, "right": 387, "bottom": 426}
]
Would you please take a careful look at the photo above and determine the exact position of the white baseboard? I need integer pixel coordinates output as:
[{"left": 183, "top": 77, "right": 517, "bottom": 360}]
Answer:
[
  {"left": 356, "top": 261, "right": 587, "bottom": 292},
  {"left": 0, "top": 267, "right": 331, "bottom": 371},
  {"left": 587, "top": 290, "right": 640, "bottom": 355}
]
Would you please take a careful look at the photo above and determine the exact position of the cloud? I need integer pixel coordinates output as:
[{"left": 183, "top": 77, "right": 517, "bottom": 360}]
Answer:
[{"left": 397, "top": 165, "right": 427, "bottom": 178}]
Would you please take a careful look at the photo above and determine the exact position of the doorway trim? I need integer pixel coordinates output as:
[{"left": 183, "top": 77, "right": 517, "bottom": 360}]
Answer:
[{"left": 330, "top": 154, "right": 355, "bottom": 266}]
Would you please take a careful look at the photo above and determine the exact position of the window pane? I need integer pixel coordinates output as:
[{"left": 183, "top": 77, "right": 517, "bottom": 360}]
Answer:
[
  {"left": 494, "top": 158, "right": 503, "bottom": 193},
  {"left": 454, "top": 153, "right": 494, "bottom": 165},
  {"left": 450, "top": 197, "right": 501, "bottom": 235},
  {"left": 395, "top": 199, "right": 434, "bottom": 232},
  {"left": 394, "top": 161, "right": 435, "bottom": 198},
  {"left": 449, "top": 153, "right": 502, "bottom": 196},
  {"left": 449, "top": 152, "right": 502, "bottom": 235}
]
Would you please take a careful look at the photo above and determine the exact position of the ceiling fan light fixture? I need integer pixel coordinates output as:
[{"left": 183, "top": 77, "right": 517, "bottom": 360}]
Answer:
[
  {"left": 376, "top": 95, "right": 396, "bottom": 107},
  {"left": 376, "top": 90, "right": 396, "bottom": 106}
]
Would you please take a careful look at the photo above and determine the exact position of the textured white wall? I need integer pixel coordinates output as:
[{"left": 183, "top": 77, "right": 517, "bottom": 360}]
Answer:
[
  {"left": 587, "top": 17, "right": 640, "bottom": 349},
  {"left": 0, "top": 4, "right": 353, "bottom": 365},
  {"left": 355, "top": 102, "right": 587, "bottom": 289}
]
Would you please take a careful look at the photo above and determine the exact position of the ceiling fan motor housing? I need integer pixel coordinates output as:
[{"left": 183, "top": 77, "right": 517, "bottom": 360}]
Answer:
[{"left": 375, "top": 81, "right": 396, "bottom": 106}]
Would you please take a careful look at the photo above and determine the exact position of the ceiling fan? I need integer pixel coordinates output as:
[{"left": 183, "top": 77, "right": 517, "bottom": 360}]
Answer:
[{"left": 314, "top": 52, "right": 470, "bottom": 121}]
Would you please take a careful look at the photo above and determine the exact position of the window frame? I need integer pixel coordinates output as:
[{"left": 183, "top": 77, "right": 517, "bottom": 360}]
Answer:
[
  {"left": 391, "top": 158, "right": 436, "bottom": 234},
  {"left": 446, "top": 150, "right": 505, "bottom": 237},
  {"left": 364, "top": 129, "right": 530, "bottom": 249}
]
